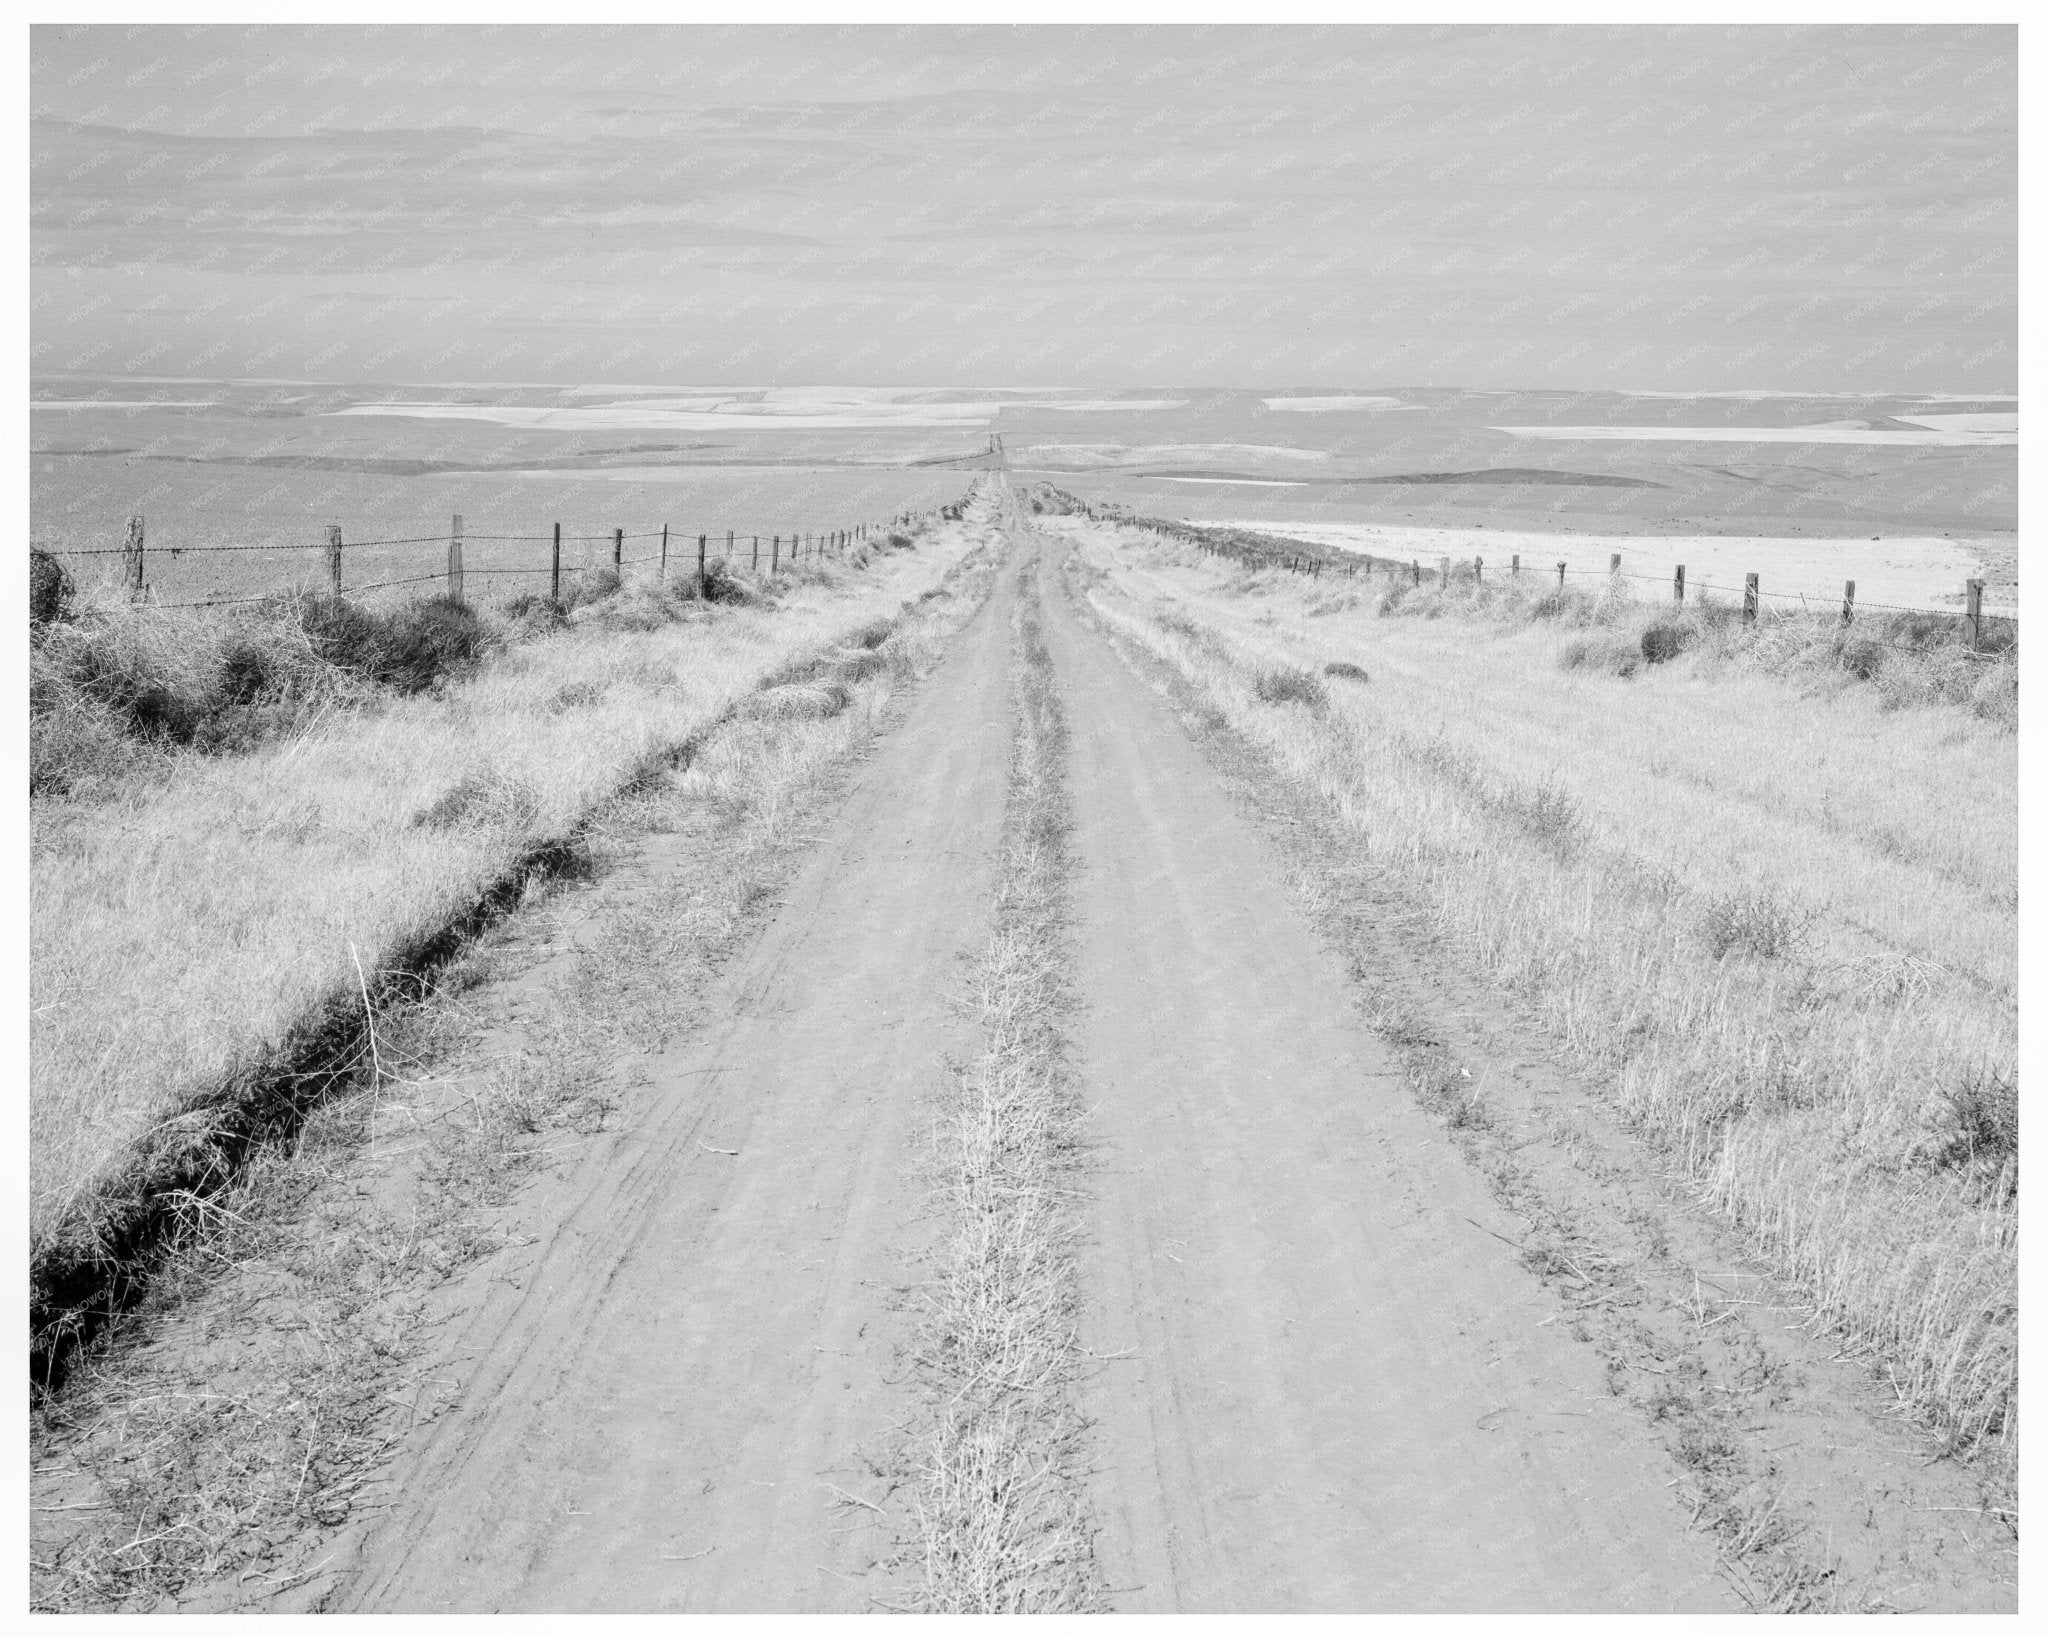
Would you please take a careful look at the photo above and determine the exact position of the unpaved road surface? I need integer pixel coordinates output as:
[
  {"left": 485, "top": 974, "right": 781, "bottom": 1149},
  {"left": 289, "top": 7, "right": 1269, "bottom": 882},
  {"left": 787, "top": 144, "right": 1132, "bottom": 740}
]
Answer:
[
  {"left": 330, "top": 489, "right": 1789, "bottom": 1609},
  {"left": 1038, "top": 536, "right": 1725, "bottom": 1610},
  {"left": 337, "top": 538, "right": 1018, "bottom": 1611}
]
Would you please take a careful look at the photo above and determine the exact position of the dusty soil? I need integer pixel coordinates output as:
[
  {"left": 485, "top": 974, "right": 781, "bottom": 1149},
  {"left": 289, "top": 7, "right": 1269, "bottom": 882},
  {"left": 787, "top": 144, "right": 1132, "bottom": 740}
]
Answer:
[
  {"left": 331, "top": 551, "right": 1019, "bottom": 1611},
  {"left": 33, "top": 480, "right": 2016, "bottom": 1612},
  {"left": 1039, "top": 535, "right": 1730, "bottom": 1611}
]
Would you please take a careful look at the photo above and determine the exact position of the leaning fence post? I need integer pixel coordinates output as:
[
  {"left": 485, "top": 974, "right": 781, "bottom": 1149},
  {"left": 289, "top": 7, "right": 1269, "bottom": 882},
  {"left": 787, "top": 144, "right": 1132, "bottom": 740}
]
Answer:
[
  {"left": 1965, "top": 579, "right": 1984, "bottom": 652},
  {"left": 1674, "top": 564, "right": 1685, "bottom": 605},
  {"left": 552, "top": 523, "right": 562, "bottom": 602},
  {"left": 1610, "top": 552, "right": 1622, "bottom": 574},
  {"left": 1743, "top": 573, "right": 1759, "bottom": 625},
  {"left": 613, "top": 527, "right": 623, "bottom": 574},
  {"left": 448, "top": 514, "right": 465, "bottom": 603},
  {"left": 123, "top": 515, "right": 145, "bottom": 602},
  {"left": 698, "top": 533, "right": 708, "bottom": 599},
  {"left": 1840, "top": 580, "right": 1856, "bottom": 625},
  {"left": 328, "top": 524, "right": 343, "bottom": 596},
  {"left": 660, "top": 524, "right": 669, "bottom": 584}
]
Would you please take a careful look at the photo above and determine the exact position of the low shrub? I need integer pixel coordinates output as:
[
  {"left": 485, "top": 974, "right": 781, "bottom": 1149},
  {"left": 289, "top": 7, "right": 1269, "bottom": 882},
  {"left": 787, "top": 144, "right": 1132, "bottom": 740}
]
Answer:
[
  {"left": 30, "top": 549, "right": 73, "bottom": 629},
  {"left": 1253, "top": 666, "right": 1328, "bottom": 709},
  {"left": 29, "top": 592, "right": 493, "bottom": 800},
  {"left": 692, "top": 559, "right": 757, "bottom": 604},
  {"left": 1639, "top": 622, "right": 1691, "bottom": 665},
  {"left": 1323, "top": 660, "right": 1371, "bottom": 683},
  {"left": 367, "top": 597, "right": 491, "bottom": 694}
]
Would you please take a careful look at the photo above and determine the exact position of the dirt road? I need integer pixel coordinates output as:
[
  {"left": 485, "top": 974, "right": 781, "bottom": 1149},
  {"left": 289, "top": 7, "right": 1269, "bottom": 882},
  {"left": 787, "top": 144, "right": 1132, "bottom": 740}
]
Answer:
[
  {"left": 333, "top": 490, "right": 1737, "bottom": 1611},
  {"left": 336, "top": 525, "right": 1018, "bottom": 1611},
  {"left": 1037, "top": 533, "right": 1728, "bottom": 1611}
]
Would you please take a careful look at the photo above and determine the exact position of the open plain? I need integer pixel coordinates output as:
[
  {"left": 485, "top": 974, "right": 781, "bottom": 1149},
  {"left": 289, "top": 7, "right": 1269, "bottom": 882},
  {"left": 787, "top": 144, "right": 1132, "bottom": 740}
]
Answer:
[{"left": 31, "top": 476, "right": 2016, "bottom": 1612}]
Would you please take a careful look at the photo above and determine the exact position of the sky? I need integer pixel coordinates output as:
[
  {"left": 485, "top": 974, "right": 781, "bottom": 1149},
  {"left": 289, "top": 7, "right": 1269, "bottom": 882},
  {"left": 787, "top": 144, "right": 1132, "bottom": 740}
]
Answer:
[{"left": 28, "top": 23, "right": 2018, "bottom": 392}]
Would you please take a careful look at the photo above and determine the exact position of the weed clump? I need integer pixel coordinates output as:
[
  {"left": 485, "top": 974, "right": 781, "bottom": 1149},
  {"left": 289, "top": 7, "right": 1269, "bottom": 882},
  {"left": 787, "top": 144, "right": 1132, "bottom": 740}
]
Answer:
[
  {"left": 412, "top": 771, "right": 543, "bottom": 833},
  {"left": 1923, "top": 1066, "right": 2019, "bottom": 1201},
  {"left": 1558, "top": 630, "right": 1640, "bottom": 678},
  {"left": 504, "top": 591, "right": 570, "bottom": 631},
  {"left": 1506, "top": 778, "right": 1584, "bottom": 858},
  {"left": 1253, "top": 666, "right": 1328, "bottom": 708},
  {"left": 1323, "top": 660, "right": 1371, "bottom": 683},
  {"left": 1697, "top": 888, "right": 1812, "bottom": 961}
]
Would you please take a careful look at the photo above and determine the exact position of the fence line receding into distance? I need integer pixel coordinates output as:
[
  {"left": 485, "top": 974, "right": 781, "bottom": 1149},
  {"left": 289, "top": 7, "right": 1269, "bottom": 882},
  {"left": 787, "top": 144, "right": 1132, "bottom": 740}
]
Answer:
[
  {"left": 57, "top": 498, "right": 976, "bottom": 611},
  {"left": 1053, "top": 498, "right": 2015, "bottom": 659}
]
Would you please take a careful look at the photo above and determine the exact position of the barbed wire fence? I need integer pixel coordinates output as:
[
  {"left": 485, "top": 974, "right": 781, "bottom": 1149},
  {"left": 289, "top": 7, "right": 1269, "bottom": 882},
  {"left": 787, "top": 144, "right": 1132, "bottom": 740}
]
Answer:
[
  {"left": 1067, "top": 501, "right": 2017, "bottom": 661},
  {"left": 38, "top": 501, "right": 970, "bottom": 613}
]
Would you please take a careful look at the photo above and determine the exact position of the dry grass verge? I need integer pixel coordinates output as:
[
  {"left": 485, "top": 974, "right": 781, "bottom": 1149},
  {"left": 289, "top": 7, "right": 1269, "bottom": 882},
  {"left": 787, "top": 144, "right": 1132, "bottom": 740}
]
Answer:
[
  {"left": 31, "top": 527, "right": 1003, "bottom": 1612},
  {"left": 900, "top": 554, "right": 1102, "bottom": 1613},
  {"left": 1062, "top": 518, "right": 2016, "bottom": 1504},
  {"left": 30, "top": 505, "right": 973, "bottom": 1384}
]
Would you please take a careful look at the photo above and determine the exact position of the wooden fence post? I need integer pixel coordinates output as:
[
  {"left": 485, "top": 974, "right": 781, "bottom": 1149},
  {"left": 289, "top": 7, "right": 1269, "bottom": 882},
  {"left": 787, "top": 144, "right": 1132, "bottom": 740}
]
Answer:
[
  {"left": 1673, "top": 564, "right": 1685, "bottom": 605},
  {"left": 1474, "top": 556, "right": 1483, "bottom": 585},
  {"left": 1511, "top": 554, "right": 1520, "bottom": 578},
  {"left": 327, "top": 524, "right": 342, "bottom": 596},
  {"left": 1556, "top": 560, "right": 1566, "bottom": 592},
  {"left": 448, "top": 514, "right": 464, "bottom": 603},
  {"left": 552, "top": 523, "right": 562, "bottom": 603},
  {"left": 698, "top": 533, "right": 708, "bottom": 599},
  {"left": 123, "top": 515, "right": 145, "bottom": 602},
  {"left": 613, "top": 528, "right": 623, "bottom": 574},
  {"left": 1412, "top": 559, "right": 1421, "bottom": 586},
  {"left": 1439, "top": 555, "right": 1450, "bottom": 588},
  {"left": 1965, "top": 579, "right": 1984, "bottom": 652},
  {"left": 752, "top": 535, "right": 760, "bottom": 571},
  {"left": 726, "top": 529, "right": 734, "bottom": 563},
  {"left": 771, "top": 534, "right": 780, "bottom": 574},
  {"left": 1840, "top": 580, "right": 1856, "bottom": 625},
  {"left": 1743, "top": 573, "right": 1759, "bottom": 625},
  {"left": 660, "top": 523, "right": 669, "bottom": 584},
  {"left": 1610, "top": 552, "right": 1622, "bottom": 574}
]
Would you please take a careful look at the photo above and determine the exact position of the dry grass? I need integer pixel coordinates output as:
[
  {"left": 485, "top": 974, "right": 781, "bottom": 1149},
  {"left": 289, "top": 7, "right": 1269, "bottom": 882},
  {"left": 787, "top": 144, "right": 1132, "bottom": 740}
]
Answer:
[
  {"left": 1060, "top": 518, "right": 2017, "bottom": 1493},
  {"left": 31, "top": 524, "right": 1002, "bottom": 1613},
  {"left": 903, "top": 555, "right": 1102, "bottom": 1613},
  {"left": 29, "top": 513, "right": 976, "bottom": 1348}
]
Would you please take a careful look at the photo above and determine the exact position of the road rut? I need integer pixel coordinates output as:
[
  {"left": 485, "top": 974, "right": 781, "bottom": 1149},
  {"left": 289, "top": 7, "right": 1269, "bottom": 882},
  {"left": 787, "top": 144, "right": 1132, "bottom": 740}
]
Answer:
[
  {"left": 338, "top": 535, "right": 1016, "bottom": 1612},
  {"left": 1035, "top": 527, "right": 1734, "bottom": 1611}
]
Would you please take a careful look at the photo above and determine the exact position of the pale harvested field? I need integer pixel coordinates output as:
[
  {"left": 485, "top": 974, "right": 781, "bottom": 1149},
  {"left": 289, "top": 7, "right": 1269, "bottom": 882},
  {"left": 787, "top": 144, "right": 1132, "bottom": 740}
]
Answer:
[
  {"left": 1050, "top": 516, "right": 2017, "bottom": 1474},
  {"left": 1195, "top": 518, "right": 2018, "bottom": 614}
]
